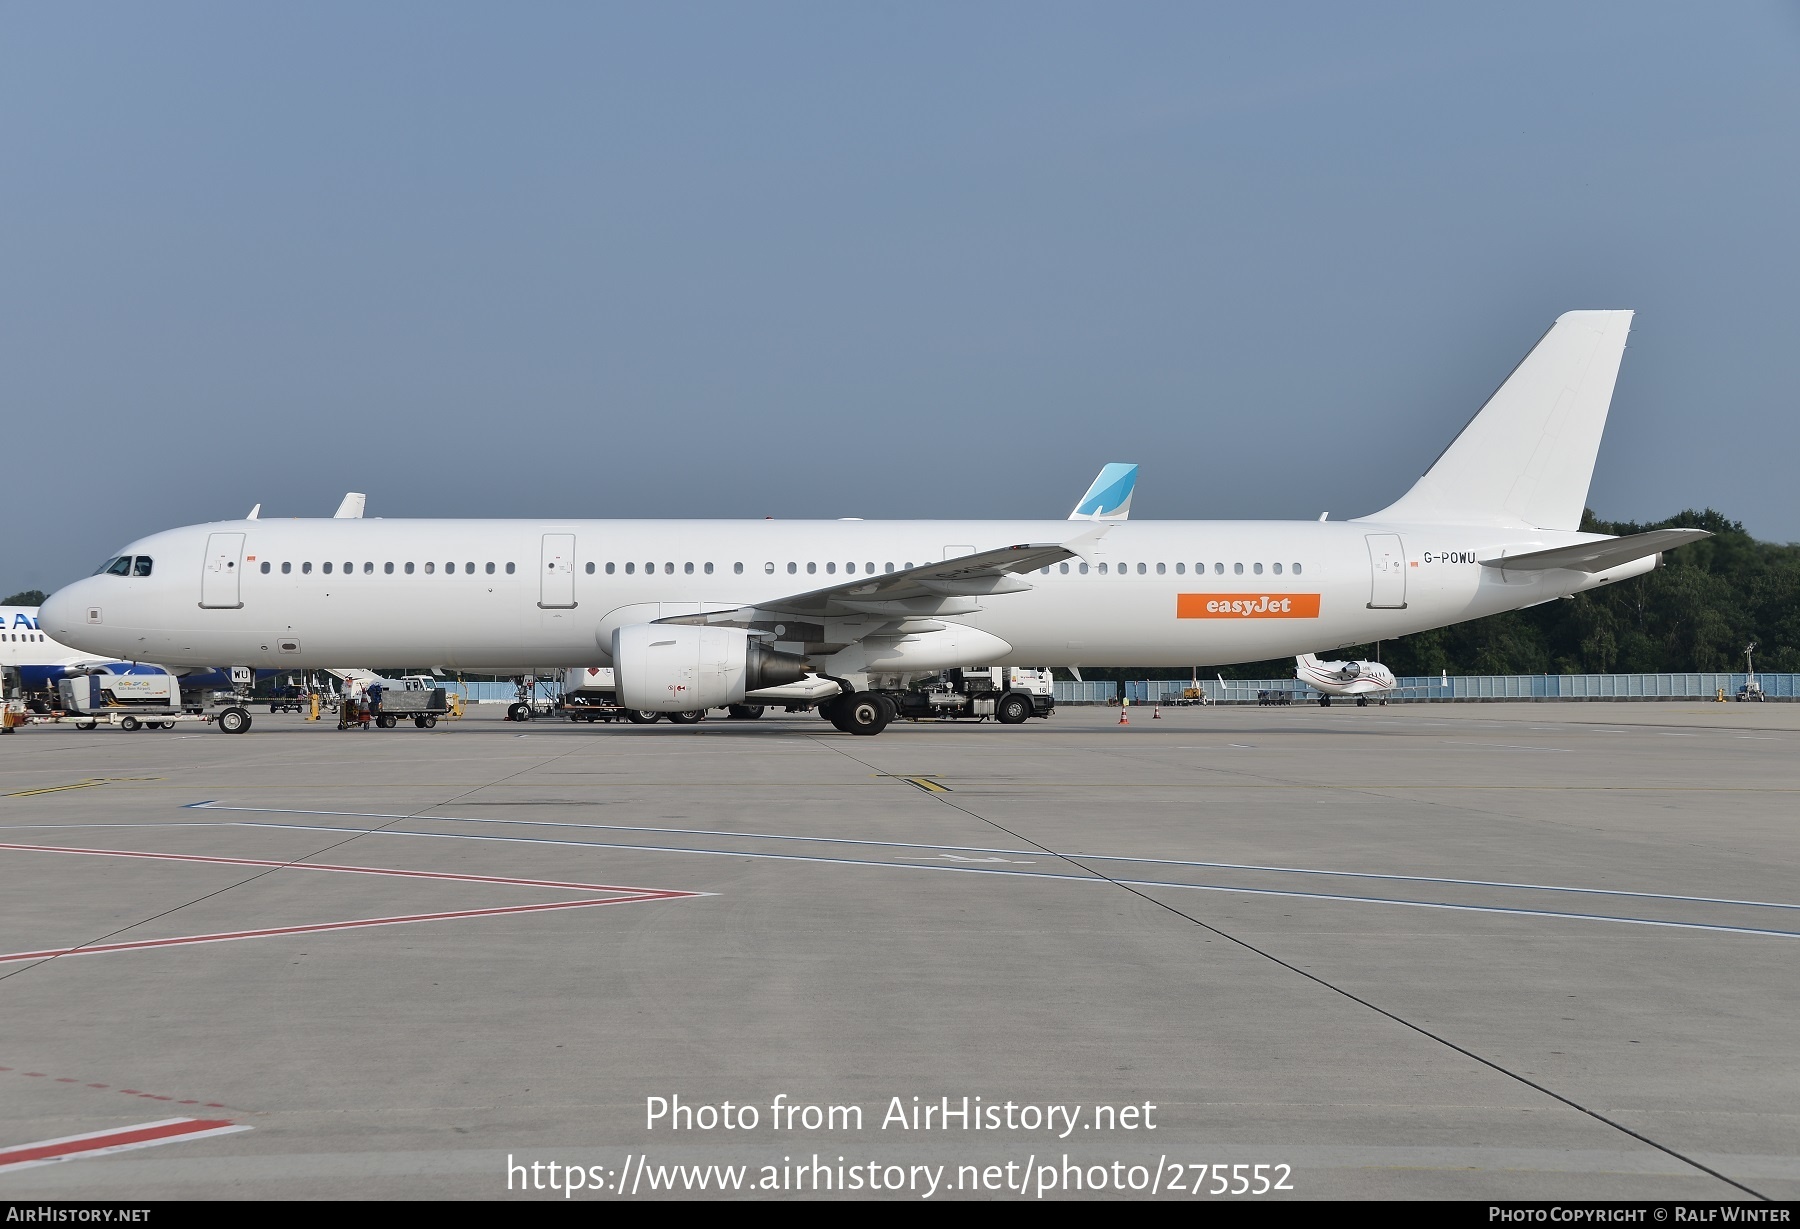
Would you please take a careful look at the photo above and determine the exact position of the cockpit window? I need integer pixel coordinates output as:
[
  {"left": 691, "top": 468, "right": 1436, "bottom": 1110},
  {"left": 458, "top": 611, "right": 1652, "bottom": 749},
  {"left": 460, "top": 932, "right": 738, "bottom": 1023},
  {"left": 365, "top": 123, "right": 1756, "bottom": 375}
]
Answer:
[
  {"left": 100, "top": 556, "right": 131, "bottom": 576},
  {"left": 132, "top": 557, "right": 153, "bottom": 577}
]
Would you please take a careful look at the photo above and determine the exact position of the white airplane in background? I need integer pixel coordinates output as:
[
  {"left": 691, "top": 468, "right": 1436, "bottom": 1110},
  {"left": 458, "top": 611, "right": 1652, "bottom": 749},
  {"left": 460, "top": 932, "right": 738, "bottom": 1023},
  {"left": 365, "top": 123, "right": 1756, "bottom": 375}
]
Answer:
[
  {"left": 1296, "top": 653, "right": 1399, "bottom": 706},
  {"left": 0, "top": 605, "right": 234, "bottom": 700},
  {"left": 41, "top": 311, "right": 1708, "bottom": 735}
]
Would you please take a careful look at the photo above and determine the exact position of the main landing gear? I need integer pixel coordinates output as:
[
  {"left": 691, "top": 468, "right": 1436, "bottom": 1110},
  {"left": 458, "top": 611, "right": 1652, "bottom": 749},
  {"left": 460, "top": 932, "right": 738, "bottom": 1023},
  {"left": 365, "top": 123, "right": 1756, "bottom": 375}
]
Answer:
[{"left": 821, "top": 692, "right": 893, "bottom": 736}]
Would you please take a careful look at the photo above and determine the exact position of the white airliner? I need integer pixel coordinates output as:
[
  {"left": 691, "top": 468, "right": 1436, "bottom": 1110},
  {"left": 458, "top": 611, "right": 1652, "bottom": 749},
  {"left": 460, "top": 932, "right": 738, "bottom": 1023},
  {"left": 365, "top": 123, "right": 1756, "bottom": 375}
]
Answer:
[
  {"left": 39, "top": 311, "right": 1707, "bottom": 735},
  {"left": 0, "top": 607, "right": 92, "bottom": 688}
]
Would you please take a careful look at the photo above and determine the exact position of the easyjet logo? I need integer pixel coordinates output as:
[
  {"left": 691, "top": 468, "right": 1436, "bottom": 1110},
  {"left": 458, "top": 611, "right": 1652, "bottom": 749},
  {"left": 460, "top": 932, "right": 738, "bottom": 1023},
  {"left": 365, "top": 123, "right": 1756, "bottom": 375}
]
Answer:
[{"left": 1177, "top": 593, "right": 1321, "bottom": 619}]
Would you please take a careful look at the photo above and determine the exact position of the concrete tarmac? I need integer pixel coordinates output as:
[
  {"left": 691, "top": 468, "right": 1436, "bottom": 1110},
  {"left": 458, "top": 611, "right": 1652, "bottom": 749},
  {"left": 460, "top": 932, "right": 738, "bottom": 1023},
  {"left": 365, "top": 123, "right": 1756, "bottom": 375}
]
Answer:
[{"left": 1, "top": 701, "right": 1796, "bottom": 1201}]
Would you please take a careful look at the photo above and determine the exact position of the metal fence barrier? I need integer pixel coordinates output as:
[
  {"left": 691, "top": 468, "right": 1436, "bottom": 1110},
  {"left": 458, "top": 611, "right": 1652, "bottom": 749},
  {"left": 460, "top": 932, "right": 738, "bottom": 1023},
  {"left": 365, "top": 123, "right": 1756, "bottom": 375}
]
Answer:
[
  {"left": 1058, "top": 674, "right": 1798, "bottom": 704},
  {"left": 408, "top": 675, "right": 1796, "bottom": 706}
]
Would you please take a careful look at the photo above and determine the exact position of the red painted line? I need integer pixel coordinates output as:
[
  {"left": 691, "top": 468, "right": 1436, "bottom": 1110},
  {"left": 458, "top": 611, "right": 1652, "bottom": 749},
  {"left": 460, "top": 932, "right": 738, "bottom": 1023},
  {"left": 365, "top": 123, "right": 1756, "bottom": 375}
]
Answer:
[
  {"left": 0, "top": 1117, "right": 248, "bottom": 1172},
  {"left": 1, "top": 1067, "right": 243, "bottom": 1113},
  {"left": 0, "top": 891, "right": 700, "bottom": 965},
  {"left": 0, "top": 842, "right": 669, "bottom": 895}
]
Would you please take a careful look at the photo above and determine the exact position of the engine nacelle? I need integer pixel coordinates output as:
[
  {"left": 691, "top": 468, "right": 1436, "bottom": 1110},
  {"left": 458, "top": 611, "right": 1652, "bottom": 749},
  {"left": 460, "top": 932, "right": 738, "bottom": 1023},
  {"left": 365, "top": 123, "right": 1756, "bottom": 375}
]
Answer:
[{"left": 612, "top": 624, "right": 810, "bottom": 712}]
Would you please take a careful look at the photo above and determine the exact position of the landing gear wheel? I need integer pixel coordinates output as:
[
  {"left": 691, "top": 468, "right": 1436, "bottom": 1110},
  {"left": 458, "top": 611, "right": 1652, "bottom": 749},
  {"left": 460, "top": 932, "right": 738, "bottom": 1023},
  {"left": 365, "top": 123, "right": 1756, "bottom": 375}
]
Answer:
[
  {"left": 626, "top": 710, "right": 661, "bottom": 724},
  {"left": 831, "top": 692, "right": 892, "bottom": 736},
  {"left": 218, "top": 707, "right": 252, "bottom": 734},
  {"left": 726, "top": 704, "right": 765, "bottom": 720},
  {"left": 995, "top": 693, "right": 1032, "bottom": 725},
  {"left": 1356, "top": 696, "right": 1368, "bottom": 707},
  {"left": 377, "top": 715, "right": 398, "bottom": 728},
  {"left": 119, "top": 716, "right": 141, "bottom": 731},
  {"left": 506, "top": 702, "right": 529, "bottom": 722},
  {"left": 818, "top": 697, "right": 844, "bottom": 723},
  {"left": 667, "top": 709, "right": 705, "bottom": 725},
  {"left": 1318, "top": 696, "right": 1331, "bottom": 707}
]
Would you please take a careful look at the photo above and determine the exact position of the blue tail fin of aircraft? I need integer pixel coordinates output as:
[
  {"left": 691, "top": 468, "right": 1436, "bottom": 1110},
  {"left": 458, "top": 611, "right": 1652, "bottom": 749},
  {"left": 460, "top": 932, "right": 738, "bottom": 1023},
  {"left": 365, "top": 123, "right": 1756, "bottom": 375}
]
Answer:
[{"left": 1069, "top": 463, "right": 1138, "bottom": 521}]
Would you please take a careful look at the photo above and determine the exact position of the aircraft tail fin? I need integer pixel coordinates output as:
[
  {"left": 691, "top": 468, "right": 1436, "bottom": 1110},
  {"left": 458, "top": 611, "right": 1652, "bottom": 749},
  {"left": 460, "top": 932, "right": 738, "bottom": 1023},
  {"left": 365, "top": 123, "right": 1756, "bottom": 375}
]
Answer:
[
  {"left": 1070, "top": 463, "right": 1138, "bottom": 521},
  {"left": 1358, "top": 311, "right": 1633, "bottom": 531}
]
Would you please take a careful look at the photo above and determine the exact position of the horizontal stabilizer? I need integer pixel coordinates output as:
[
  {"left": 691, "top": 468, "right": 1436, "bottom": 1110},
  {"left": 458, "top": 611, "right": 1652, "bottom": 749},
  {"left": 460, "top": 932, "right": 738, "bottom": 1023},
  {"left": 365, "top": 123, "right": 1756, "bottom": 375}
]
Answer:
[
  {"left": 1479, "top": 528, "right": 1711, "bottom": 573},
  {"left": 1361, "top": 311, "right": 1633, "bottom": 531},
  {"left": 1070, "top": 463, "right": 1138, "bottom": 521}
]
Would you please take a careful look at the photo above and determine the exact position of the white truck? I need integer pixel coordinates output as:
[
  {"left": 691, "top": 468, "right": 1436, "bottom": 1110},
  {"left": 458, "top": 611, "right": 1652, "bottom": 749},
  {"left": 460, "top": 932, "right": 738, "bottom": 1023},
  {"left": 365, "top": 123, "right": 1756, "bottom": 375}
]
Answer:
[{"left": 886, "top": 667, "right": 1056, "bottom": 723}]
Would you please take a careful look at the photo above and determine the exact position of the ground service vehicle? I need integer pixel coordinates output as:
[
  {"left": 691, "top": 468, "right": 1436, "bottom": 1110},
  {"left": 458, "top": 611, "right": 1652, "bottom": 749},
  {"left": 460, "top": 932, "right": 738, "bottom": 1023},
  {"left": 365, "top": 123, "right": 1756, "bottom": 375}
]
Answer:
[{"left": 886, "top": 667, "right": 1055, "bottom": 723}]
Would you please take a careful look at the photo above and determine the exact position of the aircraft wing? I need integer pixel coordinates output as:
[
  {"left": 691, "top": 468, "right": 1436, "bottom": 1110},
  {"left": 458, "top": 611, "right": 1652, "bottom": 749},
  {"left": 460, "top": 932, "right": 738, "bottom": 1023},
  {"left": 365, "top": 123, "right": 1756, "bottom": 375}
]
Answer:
[
  {"left": 656, "top": 530, "right": 1111, "bottom": 631},
  {"left": 1479, "top": 528, "right": 1710, "bottom": 573}
]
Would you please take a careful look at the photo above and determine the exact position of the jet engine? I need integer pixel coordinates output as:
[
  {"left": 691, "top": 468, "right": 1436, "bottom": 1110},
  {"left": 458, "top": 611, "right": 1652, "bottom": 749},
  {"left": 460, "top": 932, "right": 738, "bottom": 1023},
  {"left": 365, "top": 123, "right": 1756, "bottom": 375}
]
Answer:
[{"left": 612, "top": 624, "right": 811, "bottom": 712}]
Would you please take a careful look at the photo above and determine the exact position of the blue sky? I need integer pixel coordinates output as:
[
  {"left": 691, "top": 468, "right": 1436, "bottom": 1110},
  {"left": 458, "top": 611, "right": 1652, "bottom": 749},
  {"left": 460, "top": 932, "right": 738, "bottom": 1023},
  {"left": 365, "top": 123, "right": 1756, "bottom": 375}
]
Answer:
[{"left": 4, "top": 2, "right": 1797, "bottom": 591}]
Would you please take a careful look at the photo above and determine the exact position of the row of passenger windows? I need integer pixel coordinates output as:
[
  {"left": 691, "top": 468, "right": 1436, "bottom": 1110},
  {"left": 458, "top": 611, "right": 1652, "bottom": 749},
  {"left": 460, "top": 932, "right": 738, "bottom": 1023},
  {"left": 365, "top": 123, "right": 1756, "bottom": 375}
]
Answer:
[
  {"left": 592, "top": 561, "right": 894, "bottom": 576},
  {"left": 258, "top": 561, "right": 519, "bottom": 575},
  {"left": 255, "top": 559, "right": 903, "bottom": 577},
  {"left": 1042, "top": 561, "right": 1303, "bottom": 575},
  {"left": 591, "top": 561, "right": 1304, "bottom": 576},
  {"left": 252, "top": 558, "right": 1305, "bottom": 578}
]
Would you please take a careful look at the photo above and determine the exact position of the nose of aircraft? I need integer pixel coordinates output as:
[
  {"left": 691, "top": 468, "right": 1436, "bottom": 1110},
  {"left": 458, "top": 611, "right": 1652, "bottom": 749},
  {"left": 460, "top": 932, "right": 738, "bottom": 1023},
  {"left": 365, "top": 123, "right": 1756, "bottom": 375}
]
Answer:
[{"left": 38, "top": 580, "right": 93, "bottom": 643}]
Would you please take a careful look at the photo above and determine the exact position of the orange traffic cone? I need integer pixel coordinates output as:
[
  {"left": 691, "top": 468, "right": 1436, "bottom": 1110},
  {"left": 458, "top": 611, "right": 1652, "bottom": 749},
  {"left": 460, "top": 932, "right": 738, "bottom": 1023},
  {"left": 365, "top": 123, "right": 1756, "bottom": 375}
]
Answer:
[
  {"left": 1117, "top": 707, "right": 1129, "bottom": 725},
  {"left": 1153, "top": 706, "right": 1161, "bottom": 719}
]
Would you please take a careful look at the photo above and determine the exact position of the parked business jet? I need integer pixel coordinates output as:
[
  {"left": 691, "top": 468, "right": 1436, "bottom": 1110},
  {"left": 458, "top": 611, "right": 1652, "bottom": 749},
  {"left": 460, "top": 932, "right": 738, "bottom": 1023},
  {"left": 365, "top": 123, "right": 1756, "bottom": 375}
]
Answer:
[
  {"left": 39, "top": 311, "right": 1707, "bottom": 735},
  {"left": 1295, "top": 653, "right": 1398, "bottom": 706}
]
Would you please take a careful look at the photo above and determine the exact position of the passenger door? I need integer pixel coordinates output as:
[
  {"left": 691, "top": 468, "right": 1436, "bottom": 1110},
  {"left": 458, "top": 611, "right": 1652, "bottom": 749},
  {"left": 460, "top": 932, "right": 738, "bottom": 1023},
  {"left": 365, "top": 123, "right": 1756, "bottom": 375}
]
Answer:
[
  {"left": 539, "top": 534, "right": 577, "bottom": 608},
  {"left": 200, "top": 532, "right": 245, "bottom": 609},
  {"left": 1365, "top": 534, "right": 1407, "bottom": 609}
]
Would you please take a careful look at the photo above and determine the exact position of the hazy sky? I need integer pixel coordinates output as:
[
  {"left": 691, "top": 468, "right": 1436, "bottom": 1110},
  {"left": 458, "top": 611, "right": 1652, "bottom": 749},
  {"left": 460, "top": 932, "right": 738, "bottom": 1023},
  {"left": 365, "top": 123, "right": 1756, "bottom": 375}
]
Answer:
[{"left": 4, "top": 3, "right": 1797, "bottom": 593}]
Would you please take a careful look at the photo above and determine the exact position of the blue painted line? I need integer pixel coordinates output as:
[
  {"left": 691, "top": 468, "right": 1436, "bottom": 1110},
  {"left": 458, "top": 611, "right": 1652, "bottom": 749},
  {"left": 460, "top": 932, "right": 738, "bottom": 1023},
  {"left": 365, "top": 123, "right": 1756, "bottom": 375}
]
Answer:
[
  {"left": 179, "top": 802, "right": 1800, "bottom": 914},
  {"left": 109, "top": 815, "right": 1800, "bottom": 941}
]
